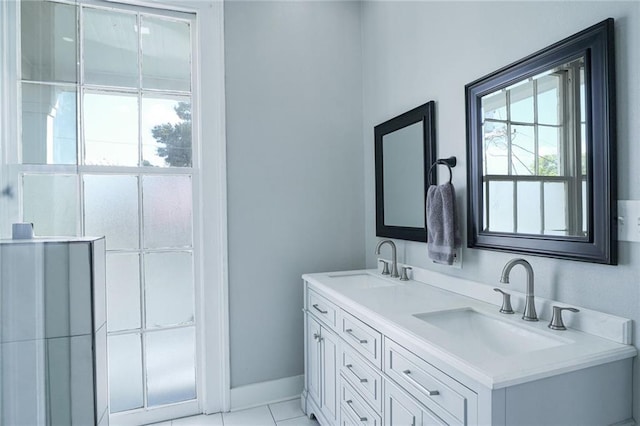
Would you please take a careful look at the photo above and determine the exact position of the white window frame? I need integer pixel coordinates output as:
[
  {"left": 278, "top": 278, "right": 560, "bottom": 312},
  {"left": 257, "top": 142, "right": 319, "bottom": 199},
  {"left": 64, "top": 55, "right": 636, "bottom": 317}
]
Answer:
[{"left": 0, "top": 0, "right": 229, "bottom": 422}]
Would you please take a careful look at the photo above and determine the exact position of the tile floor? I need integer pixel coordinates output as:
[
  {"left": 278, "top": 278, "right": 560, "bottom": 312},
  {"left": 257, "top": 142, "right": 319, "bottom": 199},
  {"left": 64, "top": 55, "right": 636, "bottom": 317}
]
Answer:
[{"left": 149, "top": 398, "right": 320, "bottom": 426}]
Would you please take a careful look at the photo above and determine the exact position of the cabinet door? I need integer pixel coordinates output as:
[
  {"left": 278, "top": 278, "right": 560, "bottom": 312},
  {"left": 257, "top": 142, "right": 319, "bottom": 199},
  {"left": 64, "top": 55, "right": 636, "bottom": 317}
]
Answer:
[
  {"left": 307, "top": 316, "right": 322, "bottom": 405},
  {"left": 385, "top": 381, "right": 446, "bottom": 426},
  {"left": 320, "top": 327, "right": 339, "bottom": 424}
]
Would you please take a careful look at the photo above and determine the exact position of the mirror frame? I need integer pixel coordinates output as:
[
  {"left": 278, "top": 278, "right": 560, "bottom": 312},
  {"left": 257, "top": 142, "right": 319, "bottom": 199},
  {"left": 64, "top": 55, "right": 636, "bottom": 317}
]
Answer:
[
  {"left": 375, "top": 101, "right": 436, "bottom": 242},
  {"left": 465, "top": 18, "right": 617, "bottom": 264}
]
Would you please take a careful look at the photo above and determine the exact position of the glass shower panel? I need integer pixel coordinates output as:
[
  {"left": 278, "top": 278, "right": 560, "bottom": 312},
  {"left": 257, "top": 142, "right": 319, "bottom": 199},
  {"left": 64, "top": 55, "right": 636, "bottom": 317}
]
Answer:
[
  {"left": 1, "top": 339, "right": 47, "bottom": 425},
  {"left": 108, "top": 333, "right": 143, "bottom": 413},
  {"left": 146, "top": 327, "right": 196, "bottom": 406},
  {"left": 106, "top": 253, "right": 141, "bottom": 332},
  {"left": 142, "top": 175, "right": 192, "bottom": 248},
  {"left": 141, "top": 16, "right": 191, "bottom": 91},
  {"left": 84, "top": 92, "right": 139, "bottom": 166},
  {"left": 0, "top": 240, "right": 107, "bottom": 424},
  {"left": 84, "top": 174, "right": 139, "bottom": 249},
  {"left": 47, "top": 335, "right": 96, "bottom": 425},
  {"left": 23, "top": 174, "right": 78, "bottom": 237},
  {"left": 141, "top": 95, "right": 192, "bottom": 167},
  {"left": 144, "top": 252, "right": 194, "bottom": 328},
  {"left": 83, "top": 8, "right": 138, "bottom": 88},
  {"left": 21, "top": 83, "right": 77, "bottom": 165},
  {"left": 21, "top": 1, "right": 77, "bottom": 83}
]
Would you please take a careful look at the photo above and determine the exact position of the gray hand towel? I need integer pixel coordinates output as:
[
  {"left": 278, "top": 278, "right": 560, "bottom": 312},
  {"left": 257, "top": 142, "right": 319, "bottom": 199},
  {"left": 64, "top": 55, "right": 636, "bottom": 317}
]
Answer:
[{"left": 426, "top": 182, "right": 460, "bottom": 265}]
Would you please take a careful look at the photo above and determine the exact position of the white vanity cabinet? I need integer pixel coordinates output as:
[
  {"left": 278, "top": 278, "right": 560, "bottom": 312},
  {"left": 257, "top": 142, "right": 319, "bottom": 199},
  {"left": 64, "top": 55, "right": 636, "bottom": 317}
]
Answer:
[
  {"left": 303, "top": 284, "right": 476, "bottom": 426},
  {"left": 303, "top": 282, "right": 462, "bottom": 425},
  {"left": 306, "top": 290, "right": 340, "bottom": 425},
  {"left": 301, "top": 271, "right": 636, "bottom": 426}
]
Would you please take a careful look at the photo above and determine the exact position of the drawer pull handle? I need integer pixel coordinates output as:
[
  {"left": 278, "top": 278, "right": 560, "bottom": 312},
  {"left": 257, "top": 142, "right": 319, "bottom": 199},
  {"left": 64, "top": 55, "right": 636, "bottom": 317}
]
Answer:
[
  {"left": 312, "top": 304, "right": 328, "bottom": 314},
  {"left": 346, "top": 399, "right": 367, "bottom": 422},
  {"left": 345, "top": 364, "right": 368, "bottom": 383},
  {"left": 402, "top": 369, "right": 440, "bottom": 396},
  {"left": 345, "top": 328, "right": 368, "bottom": 344}
]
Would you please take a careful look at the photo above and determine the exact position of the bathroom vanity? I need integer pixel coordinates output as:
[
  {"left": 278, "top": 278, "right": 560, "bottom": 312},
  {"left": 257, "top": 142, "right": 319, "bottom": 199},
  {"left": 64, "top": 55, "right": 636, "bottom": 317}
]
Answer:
[
  {"left": 301, "top": 270, "right": 636, "bottom": 425},
  {"left": 0, "top": 238, "right": 108, "bottom": 425}
]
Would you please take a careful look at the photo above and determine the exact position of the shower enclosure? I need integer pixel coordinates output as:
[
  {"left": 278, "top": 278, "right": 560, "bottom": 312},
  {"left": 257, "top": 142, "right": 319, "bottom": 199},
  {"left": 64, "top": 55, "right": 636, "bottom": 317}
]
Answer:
[{"left": 0, "top": 237, "right": 108, "bottom": 425}]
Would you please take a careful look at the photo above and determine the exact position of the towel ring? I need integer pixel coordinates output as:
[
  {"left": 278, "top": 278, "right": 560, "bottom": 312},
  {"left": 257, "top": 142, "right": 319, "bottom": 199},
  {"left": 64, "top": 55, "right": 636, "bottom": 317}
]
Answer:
[{"left": 428, "top": 156, "right": 457, "bottom": 185}]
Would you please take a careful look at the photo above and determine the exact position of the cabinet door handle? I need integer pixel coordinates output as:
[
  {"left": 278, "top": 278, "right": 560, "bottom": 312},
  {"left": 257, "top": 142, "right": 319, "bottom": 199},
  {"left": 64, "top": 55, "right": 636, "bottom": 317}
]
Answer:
[
  {"left": 345, "top": 364, "right": 368, "bottom": 383},
  {"left": 345, "top": 399, "right": 367, "bottom": 422},
  {"left": 312, "top": 332, "right": 320, "bottom": 341},
  {"left": 402, "top": 369, "right": 440, "bottom": 396},
  {"left": 312, "top": 304, "right": 328, "bottom": 314},
  {"left": 345, "top": 328, "right": 368, "bottom": 344}
]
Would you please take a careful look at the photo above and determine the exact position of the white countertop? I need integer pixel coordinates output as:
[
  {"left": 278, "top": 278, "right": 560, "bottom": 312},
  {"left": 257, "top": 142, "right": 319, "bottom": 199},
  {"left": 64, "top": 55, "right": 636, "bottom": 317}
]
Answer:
[{"left": 302, "top": 269, "right": 637, "bottom": 390}]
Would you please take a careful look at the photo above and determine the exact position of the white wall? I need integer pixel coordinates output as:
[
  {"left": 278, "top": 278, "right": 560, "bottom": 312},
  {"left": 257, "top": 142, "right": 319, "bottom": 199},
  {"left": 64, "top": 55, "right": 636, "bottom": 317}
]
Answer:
[
  {"left": 224, "top": 1, "right": 364, "bottom": 388},
  {"left": 362, "top": 1, "right": 640, "bottom": 419}
]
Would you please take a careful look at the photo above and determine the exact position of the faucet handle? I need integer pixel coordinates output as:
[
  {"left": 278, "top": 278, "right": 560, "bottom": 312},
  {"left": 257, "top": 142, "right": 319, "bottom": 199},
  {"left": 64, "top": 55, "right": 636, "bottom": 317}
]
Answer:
[
  {"left": 548, "top": 306, "right": 579, "bottom": 330},
  {"left": 399, "top": 266, "right": 412, "bottom": 281},
  {"left": 493, "top": 288, "right": 514, "bottom": 314},
  {"left": 378, "top": 259, "right": 390, "bottom": 275}
]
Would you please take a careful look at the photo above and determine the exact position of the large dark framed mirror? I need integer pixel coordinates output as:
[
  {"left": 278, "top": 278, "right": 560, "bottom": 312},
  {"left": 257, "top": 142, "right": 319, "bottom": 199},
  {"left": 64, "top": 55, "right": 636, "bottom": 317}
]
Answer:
[
  {"left": 375, "top": 102, "right": 436, "bottom": 242},
  {"left": 466, "top": 19, "right": 616, "bottom": 264}
]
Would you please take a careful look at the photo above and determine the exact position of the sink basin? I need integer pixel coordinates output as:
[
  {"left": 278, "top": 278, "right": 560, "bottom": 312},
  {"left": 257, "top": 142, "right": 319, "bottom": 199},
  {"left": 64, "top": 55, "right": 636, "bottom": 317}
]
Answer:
[
  {"left": 327, "top": 273, "right": 398, "bottom": 289},
  {"left": 413, "top": 308, "right": 568, "bottom": 357}
]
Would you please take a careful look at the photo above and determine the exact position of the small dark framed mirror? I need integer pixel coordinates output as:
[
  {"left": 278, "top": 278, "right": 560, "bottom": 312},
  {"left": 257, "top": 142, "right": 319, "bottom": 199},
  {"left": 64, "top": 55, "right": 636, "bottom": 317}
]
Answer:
[
  {"left": 375, "top": 101, "right": 436, "bottom": 242},
  {"left": 466, "top": 19, "right": 616, "bottom": 264}
]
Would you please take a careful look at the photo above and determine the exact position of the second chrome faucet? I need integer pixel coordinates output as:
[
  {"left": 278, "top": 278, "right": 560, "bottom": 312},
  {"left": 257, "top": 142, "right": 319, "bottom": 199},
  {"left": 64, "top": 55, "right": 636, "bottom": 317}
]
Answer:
[
  {"left": 499, "top": 258, "right": 538, "bottom": 321},
  {"left": 375, "top": 239, "right": 399, "bottom": 278}
]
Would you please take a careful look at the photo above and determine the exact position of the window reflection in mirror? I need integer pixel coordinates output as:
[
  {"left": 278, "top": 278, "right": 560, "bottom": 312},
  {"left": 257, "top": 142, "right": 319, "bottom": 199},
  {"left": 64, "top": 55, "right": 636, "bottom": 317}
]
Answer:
[
  {"left": 21, "top": 83, "right": 77, "bottom": 165},
  {"left": 480, "top": 57, "right": 587, "bottom": 237}
]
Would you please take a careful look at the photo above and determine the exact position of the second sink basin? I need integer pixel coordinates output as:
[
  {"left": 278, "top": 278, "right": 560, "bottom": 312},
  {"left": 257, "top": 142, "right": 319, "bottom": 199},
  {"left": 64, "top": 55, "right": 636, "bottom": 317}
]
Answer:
[
  {"left": 413, "top": 308, "right": 568, "bottom": 357},
  {"left": 327, "top": 272, "right": 399, "bottom": 289}
]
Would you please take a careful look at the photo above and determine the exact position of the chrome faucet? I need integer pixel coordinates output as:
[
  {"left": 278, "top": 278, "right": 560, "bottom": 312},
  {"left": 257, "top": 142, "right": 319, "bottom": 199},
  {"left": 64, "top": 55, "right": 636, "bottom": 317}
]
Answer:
[
  {"left": 500, "top": 258, "right": 538, "bottom": 321},
  {"left": 375, "top": 240, "right": 399, "bottom": 278}
]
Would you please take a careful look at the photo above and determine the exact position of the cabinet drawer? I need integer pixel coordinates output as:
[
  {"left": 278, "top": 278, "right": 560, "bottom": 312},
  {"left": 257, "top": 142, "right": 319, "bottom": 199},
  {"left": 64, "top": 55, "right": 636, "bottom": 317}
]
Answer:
[
  {"left": 385, "top": 379, "right": 446, "bottom": 426},
  {"left": 340, "top": 310, "right": 382, "bottom": 368},
  {"left": 385, "top": 338, "right": 475, "bottom": 425},
  {"left": 340, "top": 343, "right": 383, "bottom": 413},
  {"left": 307, "top": 289, "right": 338, "bottom": 329},
  {"left": 340, "top": 376, "right": 382, "bottom": 426}
]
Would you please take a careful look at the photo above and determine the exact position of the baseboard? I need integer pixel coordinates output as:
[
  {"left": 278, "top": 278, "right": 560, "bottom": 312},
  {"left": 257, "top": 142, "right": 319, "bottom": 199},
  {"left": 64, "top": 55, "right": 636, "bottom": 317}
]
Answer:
[
  {"left": 610, "top": 419, "right": 636, "bottom": 426},
  {"left": 229, "top": 374, "right": 304, "bottom": 411}
]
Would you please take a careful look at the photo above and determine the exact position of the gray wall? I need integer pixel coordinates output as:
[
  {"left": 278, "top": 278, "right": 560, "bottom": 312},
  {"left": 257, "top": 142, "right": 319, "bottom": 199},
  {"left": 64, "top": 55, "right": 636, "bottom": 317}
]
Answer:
[
  {"left": 223, "top": 1, "right": 640, "bottom": 416},
  {"left": 225, "top": 1, "right": 364, "bottom": 388},
  {"left": 361, "top": 1, "right": 640, "bottom": 419}
]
